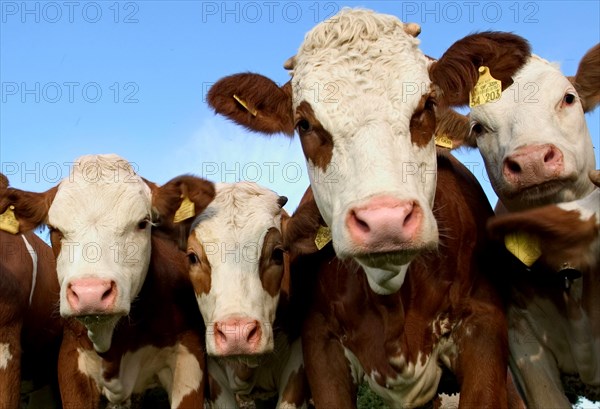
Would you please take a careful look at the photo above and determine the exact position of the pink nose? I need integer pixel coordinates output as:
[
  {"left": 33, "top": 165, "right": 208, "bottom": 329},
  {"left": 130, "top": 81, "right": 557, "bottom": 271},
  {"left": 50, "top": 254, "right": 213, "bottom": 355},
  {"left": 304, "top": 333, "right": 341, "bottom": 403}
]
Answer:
[
  {"left": 346, "top": 196, "right": 422, "bottom": 250},
  {"left": 213, "top": 317, "right": 262, "bottom": 356},
  {"left": 503, "top": 144, "right": 564, "bottom": 188},
  {"left": 66, "top": 278, "right": 117, "bottom": 315}
]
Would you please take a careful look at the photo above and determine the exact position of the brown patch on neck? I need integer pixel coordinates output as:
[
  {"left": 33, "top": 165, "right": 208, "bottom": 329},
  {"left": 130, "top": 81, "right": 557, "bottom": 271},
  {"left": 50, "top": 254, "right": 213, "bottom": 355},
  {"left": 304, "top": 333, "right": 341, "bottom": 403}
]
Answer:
[
  {"left": 280, "top": 365, "right": 309, "bottom": 407},
  {"left": 187, "top": 233, "right": 212, "bottom": 295},
  {"left": 259, "top": 228, "right": 285, "bottom": 297},
  {"left": 410, "top": 94, "right": 436, "bottom": 147},
  {"left": 295, "top": 101, "right": 334, "bottom": 171}
]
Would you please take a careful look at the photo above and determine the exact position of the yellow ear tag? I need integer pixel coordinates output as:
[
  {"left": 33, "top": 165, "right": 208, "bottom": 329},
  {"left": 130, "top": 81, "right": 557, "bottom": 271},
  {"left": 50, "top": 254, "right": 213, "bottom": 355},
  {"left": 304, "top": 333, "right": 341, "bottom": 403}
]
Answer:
[
  {"left": 173, "top": 196, "right": 195, "bottom": 223},
  {"left": 505, "top": 231, "right": 541, "bottom": 267},
  {"left": 0, "top": 205, "right": 20, "bottom": 234},
  {"left": 469, "top": 66, "right": 502, "bottom": 108},
  {"left": 435, "top": 134, "right": 453, "bottom": 149},
  {"left": 314, "top": 225, "right": 332, "bottom": 250},
  {"left": 233, "top": 94, "right": 258, "bottom": 117}
]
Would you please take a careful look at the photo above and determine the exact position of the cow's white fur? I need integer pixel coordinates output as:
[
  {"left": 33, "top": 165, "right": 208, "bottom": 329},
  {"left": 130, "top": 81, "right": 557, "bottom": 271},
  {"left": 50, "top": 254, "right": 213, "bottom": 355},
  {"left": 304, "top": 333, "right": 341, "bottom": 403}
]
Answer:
[
  {"left": 49, "top": 154, "right": 153, "bottom": 352},
  {"left": 291, "top": 9, "right": 438, "bottom": 294},
  {"left": 190, "top": 182, "right": 284, "bottom": 355},
  {"left": 471, "top": 56, "right": 596, "bottom": 211},
  {"left": 0, "top": 343, "right": 12, "bottom": 370},
  {"left": 77, "top": 343, "right": 202, "bottom": 406}
]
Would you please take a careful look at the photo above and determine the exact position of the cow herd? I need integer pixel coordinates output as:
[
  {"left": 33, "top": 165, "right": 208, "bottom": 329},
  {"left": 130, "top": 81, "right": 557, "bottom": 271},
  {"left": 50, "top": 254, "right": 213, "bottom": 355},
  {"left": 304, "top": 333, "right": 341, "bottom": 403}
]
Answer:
[{"left": 0, "top": 8, "right": 598, "bottom": 409}]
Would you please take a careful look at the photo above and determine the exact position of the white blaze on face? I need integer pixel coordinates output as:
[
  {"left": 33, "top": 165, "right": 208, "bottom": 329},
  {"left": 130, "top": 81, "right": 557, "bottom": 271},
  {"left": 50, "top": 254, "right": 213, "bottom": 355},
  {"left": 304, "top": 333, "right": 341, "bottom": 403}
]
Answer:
[
  {"left": 49, "top": 154, "right": 153, "bottom": 352},
  {"left": 471, "top": 56, "right": 596, "bottom": 210},
  {"left": 291, "top": 9, "right": 438, "bottom": 293},
  {"left": 188, "top": 182, "right": 285, "bottom": 356}
]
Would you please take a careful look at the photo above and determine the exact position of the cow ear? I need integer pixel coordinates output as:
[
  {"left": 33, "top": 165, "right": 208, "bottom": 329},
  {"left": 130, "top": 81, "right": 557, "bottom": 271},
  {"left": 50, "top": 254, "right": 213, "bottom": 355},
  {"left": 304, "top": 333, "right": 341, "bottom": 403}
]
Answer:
[
  {"left": 152, "top": 175, "right": 216, "bottom": 248},
  {"left": 435, "top": 107, "right": 475, "bottom": 148},
  {"left": 0, "top": 186, "right": 56, "bottom": 234},
  {"left": 568, "top": 44, "right": 600, "bottom": 113},
  {"left": 282, "top": 187, "right": 326, "bottom": 257},
  {"left": 430, "top": 32, "right": 531, "bottom": 106},
  {"left": 208, "top": 73, "right": 295, "bottom": 136}
]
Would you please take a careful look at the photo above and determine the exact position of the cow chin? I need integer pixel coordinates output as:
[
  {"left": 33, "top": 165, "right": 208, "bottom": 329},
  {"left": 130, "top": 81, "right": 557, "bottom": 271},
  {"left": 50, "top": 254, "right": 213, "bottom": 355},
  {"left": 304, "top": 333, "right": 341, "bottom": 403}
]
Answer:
[
  {"left": 78, "top": 315, "right": 122, "bottom": 353},
  {"left": 500, "top": 177, "right": 580, "bottom": 211}
]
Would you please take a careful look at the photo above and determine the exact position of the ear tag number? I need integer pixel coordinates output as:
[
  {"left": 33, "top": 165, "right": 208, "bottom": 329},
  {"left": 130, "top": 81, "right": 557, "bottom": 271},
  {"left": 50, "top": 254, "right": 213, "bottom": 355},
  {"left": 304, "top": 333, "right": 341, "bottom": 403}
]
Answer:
[
  {"left": 469, "top": 66, "right": 502, "bottom": 107},
  {"left": 315, "top": 225, "right": 332, "bottom": 250},
  {"left": 173, "top": 196, "right": 195, "bottom": 223},
  {"left": 0, "top": 205, "right": 20, "bottom": 234}
]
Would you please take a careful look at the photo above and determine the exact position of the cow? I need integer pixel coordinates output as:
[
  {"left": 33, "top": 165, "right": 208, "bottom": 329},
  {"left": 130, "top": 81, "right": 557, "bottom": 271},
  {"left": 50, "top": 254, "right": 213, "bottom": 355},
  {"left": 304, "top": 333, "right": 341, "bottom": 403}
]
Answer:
[
  {"left": 186, "top": 181, "right": 309, "bottom": 408},
  {"left": 1, "top": 173, "right": 63, "bottom": 409},
  {"left": 439, "top": 43, "right": 600, "bottom": 212},
  {"left": 0, "top": 154, "right": 215, "bottom": 409},
  {"left": 487, "top": 170, "right": 600, "bottom": 406},
  {"left": 207, "top": 8, "right": 533, "bottom": 408}
]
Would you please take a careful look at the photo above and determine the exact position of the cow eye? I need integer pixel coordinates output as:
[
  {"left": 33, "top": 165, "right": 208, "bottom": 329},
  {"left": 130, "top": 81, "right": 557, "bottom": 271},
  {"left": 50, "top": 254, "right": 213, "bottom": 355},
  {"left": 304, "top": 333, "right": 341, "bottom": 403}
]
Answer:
[
  {"left": 424, "top": 97, "right": 436, "bottom": 111},
  {"left": 271, "top": 247, "right": 284, "bottom": 265},
  {"left": 137, "top": 219, "right": 149, "bottom": 230},
  {"left": 470, "top": 122, "right": 484, "bottom": 137},
  {"left": 562, "top": 93, "right": 576, "bottom": 106},
  {"left": 296, "top": 119, "right": 312, "bottom": 134},
  {"left": 187, "top": 252, "right": 200, "bottom": 265}
]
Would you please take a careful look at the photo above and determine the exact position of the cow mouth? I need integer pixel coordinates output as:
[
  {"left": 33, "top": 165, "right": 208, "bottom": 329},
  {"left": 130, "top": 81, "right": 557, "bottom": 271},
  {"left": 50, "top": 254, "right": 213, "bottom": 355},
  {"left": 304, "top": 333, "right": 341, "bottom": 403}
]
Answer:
[
  {"left": 354, "top": 249, "right": 421, "bottom": 270},
  {"left": 503, "top": 179, "right": 570, "bottom": 205},
  {"left": 76, "top": 313, "right": 124, "bottom": 327}
]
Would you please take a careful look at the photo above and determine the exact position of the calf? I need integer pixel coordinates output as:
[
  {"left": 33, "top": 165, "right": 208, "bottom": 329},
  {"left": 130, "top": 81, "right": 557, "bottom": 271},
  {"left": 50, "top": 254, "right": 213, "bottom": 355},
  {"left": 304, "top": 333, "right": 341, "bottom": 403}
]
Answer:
[
  {"left": 0, "top": 154, "right": 215, "bottom": 408},
  {"left": 208, "top": 8, "right": 533, "bottom": 408},
  {"left": 488, "top": 170, "right": 600, "bottom": 406},
  {"left": 1, "top": 174, "right": 63, "bottom": 409},
  {"left": 186, "top": 182, "right": 309, "bottom": 408}
]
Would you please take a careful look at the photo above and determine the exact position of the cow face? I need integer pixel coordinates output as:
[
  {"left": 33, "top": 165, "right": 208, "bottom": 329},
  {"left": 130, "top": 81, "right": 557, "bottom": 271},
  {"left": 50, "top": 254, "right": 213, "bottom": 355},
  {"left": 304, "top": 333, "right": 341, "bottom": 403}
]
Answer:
[
  {"left": 208, "top": 9, "right": 530, "bottom": 294},
  {"left": 470, "top": 56, "right": 597, "bottom": 211},
  {"left": 187, "top": 182, "right": 287, "bottom": 357},
  {"left": 0, "top": 154, "right": 215, "bottom": 352},
  {"left": 290, "top": 10, "right": 439, "bottom": 291}
]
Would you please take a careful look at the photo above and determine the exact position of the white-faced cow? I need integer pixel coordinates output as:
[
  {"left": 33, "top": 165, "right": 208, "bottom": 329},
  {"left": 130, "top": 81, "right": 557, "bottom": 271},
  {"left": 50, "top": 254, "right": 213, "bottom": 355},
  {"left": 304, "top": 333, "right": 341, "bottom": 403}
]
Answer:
[
  {"left": 488, "top": 170, "right": 600, "bottom": 407},
  {"left": 187, "top": 182, "right": 309, "bottom": 408},
  {"left": 442, "top": 43, "right": 599, "bottom": 211},
  {"left": 1, "top": 173, "right": 63, "bottom": 409},
  {"left": 208, "top": 8, "right": 532, "bottom": 408},
  {"left": 0, "top": 155, "right": 215, "bottom": 408}
]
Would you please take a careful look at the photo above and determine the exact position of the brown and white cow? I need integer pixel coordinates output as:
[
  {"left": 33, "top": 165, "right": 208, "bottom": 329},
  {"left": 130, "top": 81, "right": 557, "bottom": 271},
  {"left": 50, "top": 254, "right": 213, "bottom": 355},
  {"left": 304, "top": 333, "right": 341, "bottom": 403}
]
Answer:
[
  {"left": 1, "top": 173, "right": 63, "bottom": 409},
  {"left": 0, "top": 155, "right": 215, "bottom": 408},
  {"left": 187, "top": 182, "right": 309, "bottom": 408},
  {"left": 487, "top": 170, "right": 600, "bottom": 406},
  {"left": 442, "top": 43, "right": 600, "bottom": 211},
  {"left": 207, "top": 8, "right": 532, "bottom": 408}
]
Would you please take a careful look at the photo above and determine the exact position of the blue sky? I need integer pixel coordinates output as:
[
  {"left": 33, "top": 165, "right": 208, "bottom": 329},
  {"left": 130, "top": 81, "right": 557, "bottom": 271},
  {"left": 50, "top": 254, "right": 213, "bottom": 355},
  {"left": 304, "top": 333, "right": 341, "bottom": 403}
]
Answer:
[{"left": 1, "top": 0, "right": 599, "bottom": 214}]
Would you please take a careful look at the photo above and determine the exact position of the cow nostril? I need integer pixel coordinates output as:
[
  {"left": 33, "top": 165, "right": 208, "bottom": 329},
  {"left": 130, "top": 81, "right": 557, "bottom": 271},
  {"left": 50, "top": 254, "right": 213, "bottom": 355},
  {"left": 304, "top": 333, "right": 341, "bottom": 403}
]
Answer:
[
  {"left": 506, "top": 159, "right": 521, "bottom": 174},
  {"left": 544, "top": 149, "right": 555, "bottom": 163},
  {"left": 247, "top": 325, "right": 258, "bottom": 342},
  {"left": 351, "top": 210, "right": 370, "bottom": 233}
]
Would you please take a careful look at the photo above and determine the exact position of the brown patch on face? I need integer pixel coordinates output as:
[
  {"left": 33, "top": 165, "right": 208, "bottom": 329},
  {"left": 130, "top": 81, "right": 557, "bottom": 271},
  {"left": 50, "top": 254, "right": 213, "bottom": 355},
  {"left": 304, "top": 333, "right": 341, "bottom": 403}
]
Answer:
[
  {"left": 259, "top": 227, "right": 285, "bottom": 297},
  {"left": 280, "top": 365, "right": 309, "bottom": 407},
  {"left": 295, "top": 101, "right": 334, "bottom": 171},
  {"left": 410, "top": 94, "right": 437, "bottom": 147},
  {"left": 49, "top": 228, "right": 63, "bottom": 259},
  {"left": 187, "top": 233, "right": 212, "bottom": 295}
]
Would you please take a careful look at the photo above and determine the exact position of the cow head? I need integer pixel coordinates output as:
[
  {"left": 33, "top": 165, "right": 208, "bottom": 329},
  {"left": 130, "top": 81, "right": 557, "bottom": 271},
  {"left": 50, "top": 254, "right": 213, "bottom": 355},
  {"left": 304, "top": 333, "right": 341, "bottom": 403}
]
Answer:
[
  {"left": 187, "top": 182, "right": 288, "bottom": 357},
  {"left": 208, "top": 8, "right": 530, "bottom": 294},
  {"left": 0, "top": 154, "right": 215, "bottom": 352},
  {"left": 441, "top": 44, "right": 600, "bottom": 211}
]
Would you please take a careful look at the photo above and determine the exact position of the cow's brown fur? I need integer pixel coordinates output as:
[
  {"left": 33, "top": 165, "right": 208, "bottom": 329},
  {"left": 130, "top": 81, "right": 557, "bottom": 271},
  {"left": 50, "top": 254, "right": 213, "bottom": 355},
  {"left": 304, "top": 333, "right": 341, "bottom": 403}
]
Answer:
[{"left": 207, "top": 73, "right": 294, "bottom": 136}]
